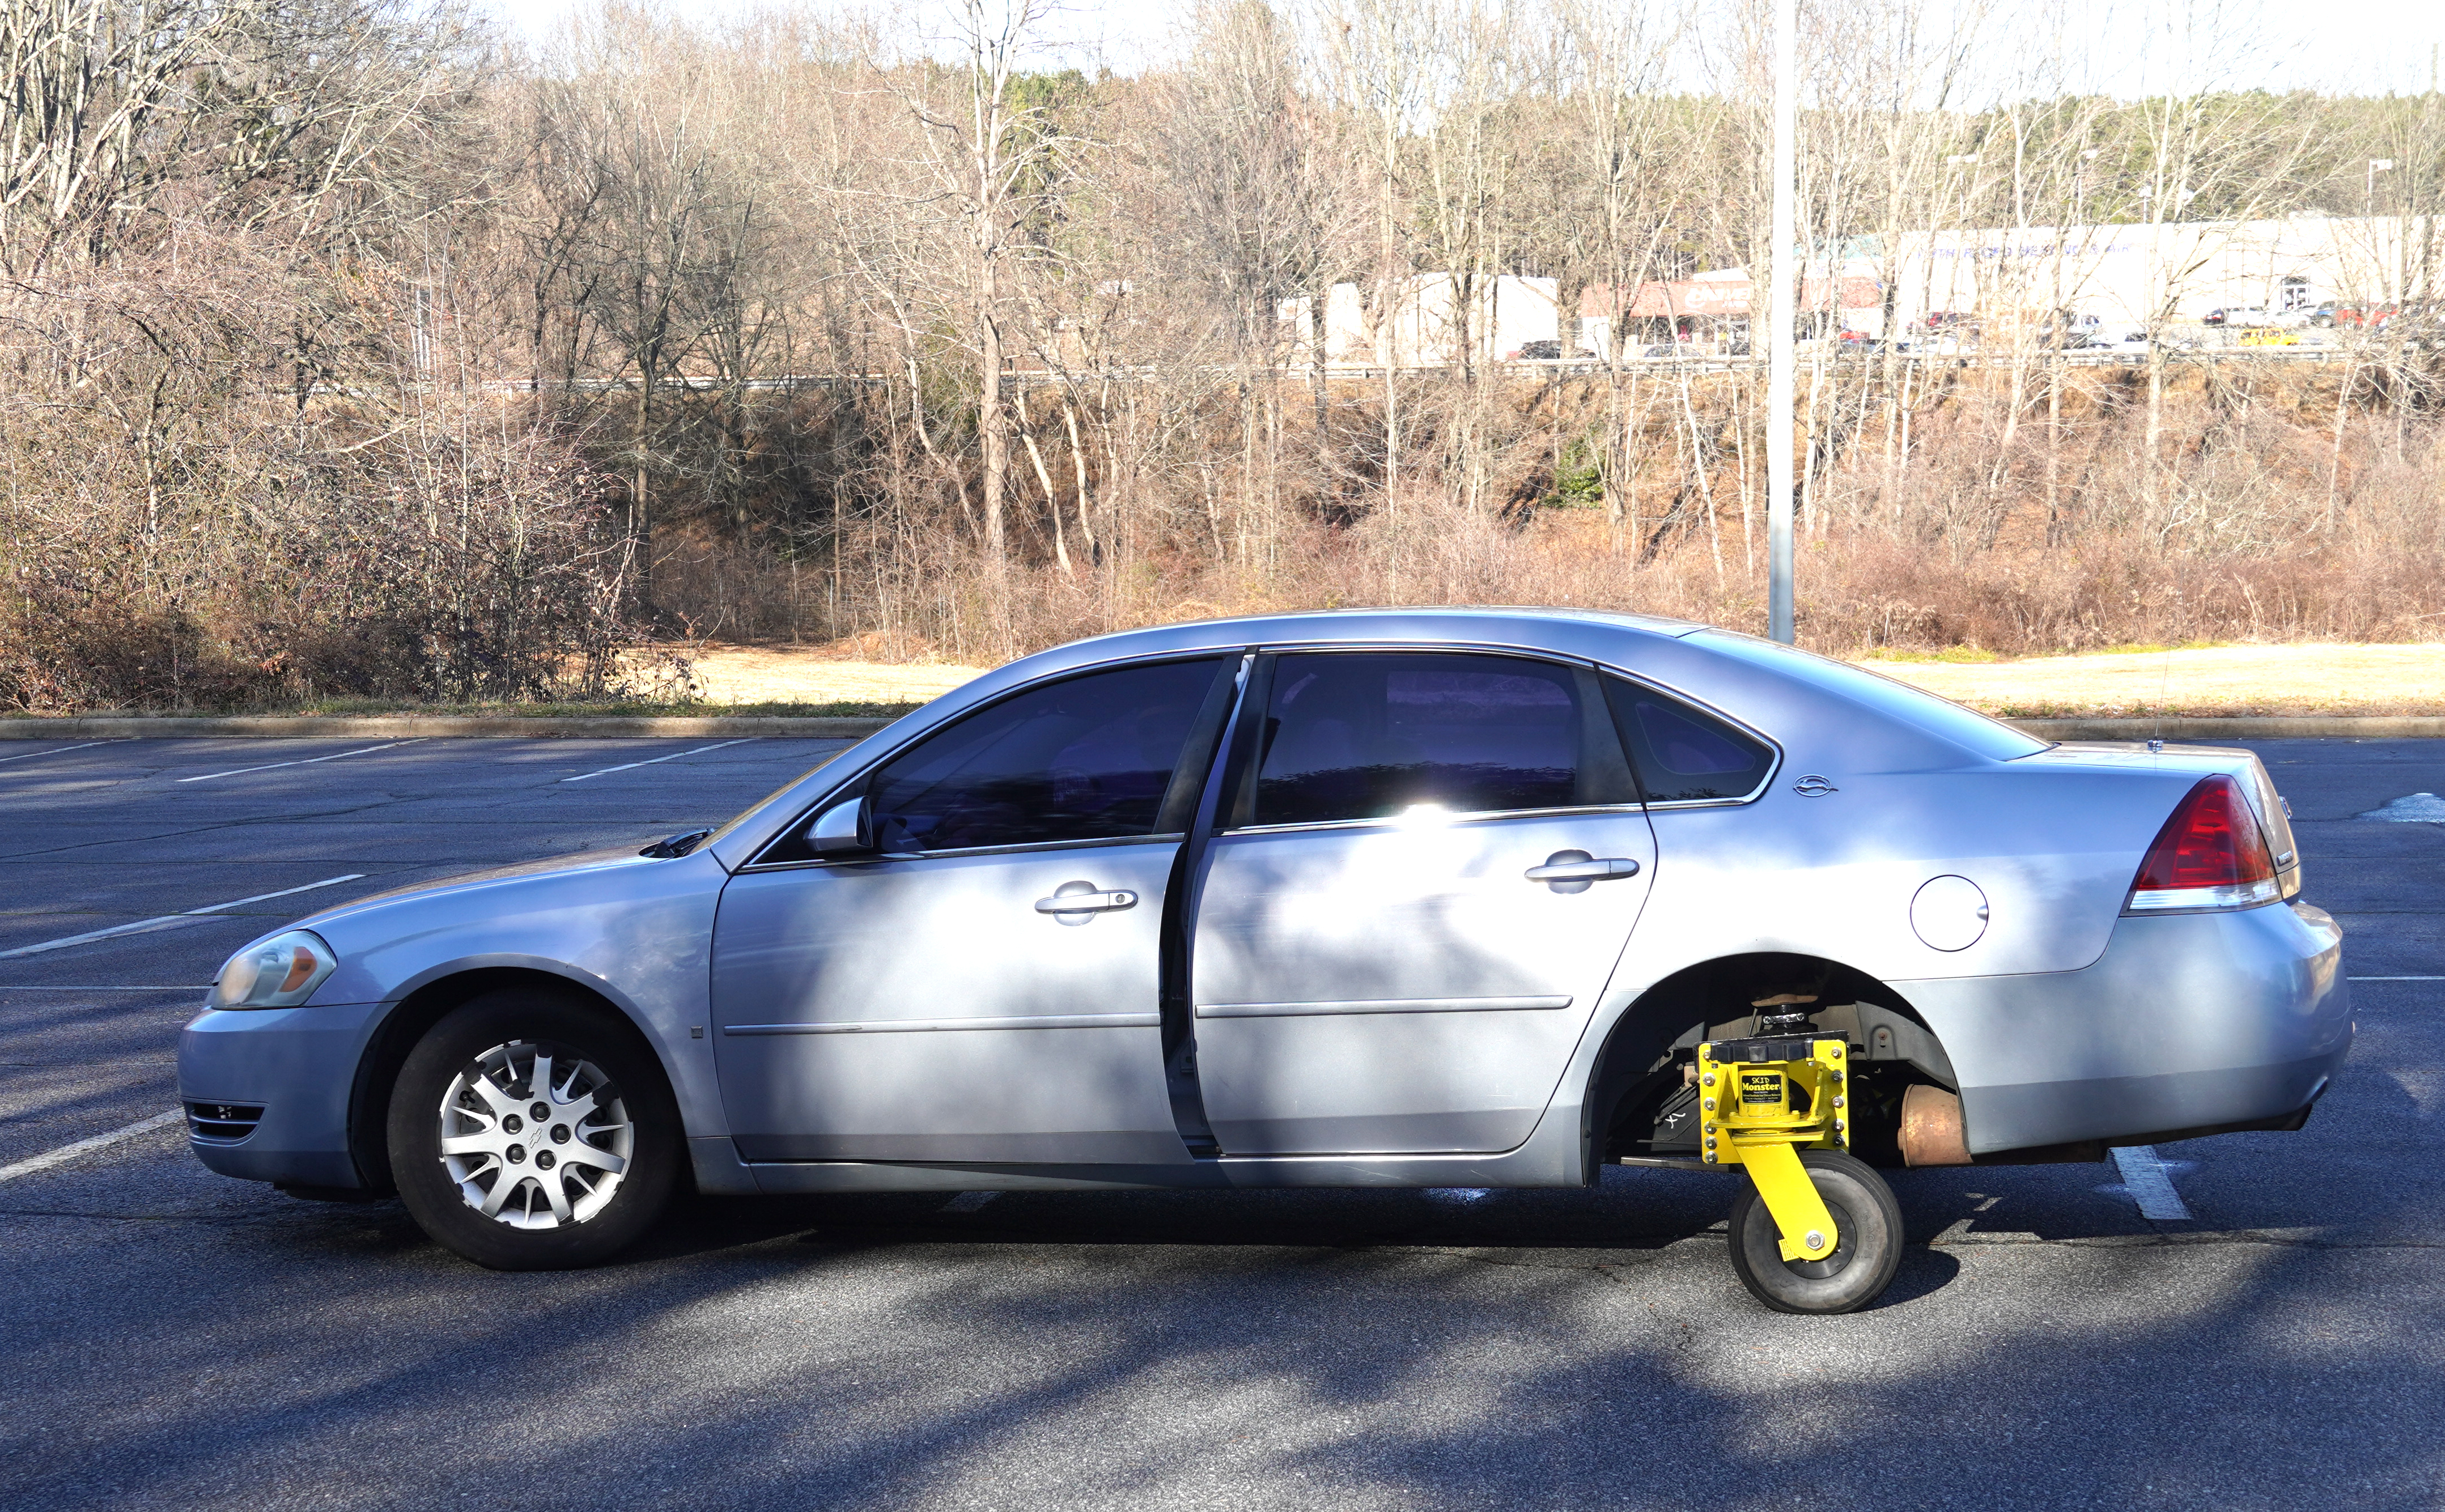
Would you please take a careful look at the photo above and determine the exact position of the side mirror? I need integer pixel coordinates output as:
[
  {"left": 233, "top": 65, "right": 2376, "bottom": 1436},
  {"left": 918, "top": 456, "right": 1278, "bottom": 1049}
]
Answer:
[{"left": 809, "top": 795, "right": 875, "bottom": 856}]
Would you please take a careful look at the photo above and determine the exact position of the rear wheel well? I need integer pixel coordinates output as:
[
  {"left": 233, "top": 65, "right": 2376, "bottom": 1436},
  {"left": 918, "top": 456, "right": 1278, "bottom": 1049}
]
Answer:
[
  {"left": 1581, "top": 953, "right": 1953, "bottom": 1175},
  {"left": 347, "top": 969, "right": 663, "bottom": 1194}
]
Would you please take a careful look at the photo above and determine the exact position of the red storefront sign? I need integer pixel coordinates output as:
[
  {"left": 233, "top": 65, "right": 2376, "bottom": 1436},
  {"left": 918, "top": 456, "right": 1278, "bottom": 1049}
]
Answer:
[{"left": 1582, "top": 278, "right": 1883, "bottom": 318}]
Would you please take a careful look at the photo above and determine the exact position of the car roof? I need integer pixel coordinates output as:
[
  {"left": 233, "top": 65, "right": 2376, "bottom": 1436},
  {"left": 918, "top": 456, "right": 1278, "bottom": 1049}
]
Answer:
[
  {"left": 1049, "top": 605, "right": 1706, "bottom": 655},
  {"left": 702, "top": 606, "right": 2049, "bottom": 867}
]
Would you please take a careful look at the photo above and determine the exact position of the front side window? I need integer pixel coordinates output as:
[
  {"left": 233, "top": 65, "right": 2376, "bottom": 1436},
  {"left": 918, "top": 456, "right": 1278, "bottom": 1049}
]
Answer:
[
  {"left": 1249, "top": 652, "right": 1629, "bottom": 827},
  {"left": 775, "top": 658, "right": 1228, "bottom": 859},
  {"left": 1603, "top": 675, "right": 1775, "bottom": 802}
]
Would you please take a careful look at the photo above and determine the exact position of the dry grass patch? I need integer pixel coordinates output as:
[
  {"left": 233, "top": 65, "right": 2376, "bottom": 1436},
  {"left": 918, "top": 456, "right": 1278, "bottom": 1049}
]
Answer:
[
  {"left": 1859, "top": 643, "right": 2445, "bottom": 717},
  {"left": 676, "top": 643, "right": 986, "bottom": 707},
  {"left": 667, "top": 638, "right": 2445, "bottom": 719}
]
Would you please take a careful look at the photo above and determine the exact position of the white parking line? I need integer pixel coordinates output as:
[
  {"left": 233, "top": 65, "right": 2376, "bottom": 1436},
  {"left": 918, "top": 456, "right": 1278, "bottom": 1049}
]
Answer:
[
  {"left": 0, "top": 874, "right": 367, "bottom": 959},
  {"left": 176, "top": 738, "right": 429, "bottom": 783},
  {"left": 0, "top": 984, "right": 209, "bottom": 991},
  {"left": 561, "top": 738, "right": 755, "bottom": 783},
  {"left": 2350, "top": 976, "right": 2445, "bottom": 981},
  {"left": 0, "top": 1109, "right": 183, "bottom": 1185},
  {"left": 2111, "top": 1145, "right": 2194, "bottom": 1221},
  {"left": 0, "top": 738, "right": 132, "bottom": 766}
]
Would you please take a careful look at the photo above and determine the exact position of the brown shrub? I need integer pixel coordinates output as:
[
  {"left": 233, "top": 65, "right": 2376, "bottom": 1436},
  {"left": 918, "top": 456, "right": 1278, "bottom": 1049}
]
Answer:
[{"left": 0, "top": 249, "right": 657, "bottom": 712}]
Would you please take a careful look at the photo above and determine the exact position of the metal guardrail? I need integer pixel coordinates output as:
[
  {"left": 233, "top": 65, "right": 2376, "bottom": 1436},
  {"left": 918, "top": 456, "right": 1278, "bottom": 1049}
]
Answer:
[
  {"left": 1479, "top": 345, "right": 2380, "bottom": 375},
  {"left": 452, "top": 340, "right": 2405, "bottom": 397}
]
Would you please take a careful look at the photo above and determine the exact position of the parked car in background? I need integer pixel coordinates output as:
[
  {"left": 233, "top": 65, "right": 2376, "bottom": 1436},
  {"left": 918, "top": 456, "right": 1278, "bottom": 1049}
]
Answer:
[
  {"left": 2204, "top": 307, "right": 2273, "bottom": 328},
  {"left": 1514, "top": 340, "right": 1594, "bottom": 362},
  {"left": 2239, "top": 328, "right": 2302, "bottom": 347},
  {"left": 2075, "top": 324, "right": 2151, "bottom": 354},
  {"left": 2312, "top": 301, "right": 2393, "bottom": 329},
  {"left": 2040, "top": 316, "right": 2092, "bottom": 349},
  {"left": 2380, "top": 302, "right": 2444, "bottom": 350}
]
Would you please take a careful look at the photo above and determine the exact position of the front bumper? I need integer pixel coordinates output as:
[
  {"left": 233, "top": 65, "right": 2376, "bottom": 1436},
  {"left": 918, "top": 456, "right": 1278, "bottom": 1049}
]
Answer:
[
  {"left": 177, "top": 1001, "right": 386, "bottom": 1187},
  {"left": 1897, "top": 901, "right": 2350, "bottom": 1154}
]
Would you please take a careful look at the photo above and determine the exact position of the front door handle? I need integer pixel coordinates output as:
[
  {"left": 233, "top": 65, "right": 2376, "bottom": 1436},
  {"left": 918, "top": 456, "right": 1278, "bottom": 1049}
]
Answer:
[
  {"left": 1035, "top": 883, "right": 1139, "bottom": 921},
  {"left": 1525, "top": 852, "right": 1642, "bottom": 889}
]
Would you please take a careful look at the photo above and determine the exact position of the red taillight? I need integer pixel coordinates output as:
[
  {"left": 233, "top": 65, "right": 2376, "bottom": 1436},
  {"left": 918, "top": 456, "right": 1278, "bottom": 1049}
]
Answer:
[{"left": 2126, "top": 774, "right": 2280, "bottom": 912}]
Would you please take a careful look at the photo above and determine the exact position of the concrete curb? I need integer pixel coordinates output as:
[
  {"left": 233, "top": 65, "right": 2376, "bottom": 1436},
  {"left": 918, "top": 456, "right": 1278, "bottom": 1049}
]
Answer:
[
  {"left": 2011, "top": 716, "right": 2445, "bottom": 740},
  {"left": 0, "top": 715, "right": 902, "bottom": 740},
  {"left": 1, "top": 713, "right": 2439, "bottom": 741}
]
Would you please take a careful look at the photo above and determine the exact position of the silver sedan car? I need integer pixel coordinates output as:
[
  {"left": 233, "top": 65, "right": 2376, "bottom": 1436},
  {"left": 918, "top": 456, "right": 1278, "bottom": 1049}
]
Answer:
[{"left": 179, "top": 609, "right": 2348, "bottom": 1311}]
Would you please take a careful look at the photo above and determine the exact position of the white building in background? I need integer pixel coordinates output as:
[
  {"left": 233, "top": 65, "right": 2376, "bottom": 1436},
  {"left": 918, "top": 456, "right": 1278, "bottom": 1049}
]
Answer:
[
  {"left": 1268, "top": 218, "right": 2438, "bottom": 367},
  {"left": 1878, "top": 215, "right": 2439, "bottom": 329},
  {"left": 1278, "top": 274, "right": 1560, "bottom": 368},
  {"left": 1576, "top": 267, "right": 1886, "bottom": 354}
]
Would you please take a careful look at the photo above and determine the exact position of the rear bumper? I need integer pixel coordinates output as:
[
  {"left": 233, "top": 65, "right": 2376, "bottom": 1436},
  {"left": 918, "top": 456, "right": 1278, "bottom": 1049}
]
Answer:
[
  {"left": 177, "top": 1002, "right": 385, "bottom": 1187},
  {"left": 1898, "top": 901, "right": 2350, "bottom": 1154}
]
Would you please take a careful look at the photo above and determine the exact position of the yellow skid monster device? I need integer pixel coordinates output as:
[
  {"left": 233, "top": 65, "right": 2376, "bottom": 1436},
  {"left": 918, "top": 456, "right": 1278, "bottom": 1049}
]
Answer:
[
  {"left": 1699, "top": 1036, "right": 1848, "bottom": 1260},
  {"left": 1693, "top": 1033, "right": 1905, "bottom": 1313}
]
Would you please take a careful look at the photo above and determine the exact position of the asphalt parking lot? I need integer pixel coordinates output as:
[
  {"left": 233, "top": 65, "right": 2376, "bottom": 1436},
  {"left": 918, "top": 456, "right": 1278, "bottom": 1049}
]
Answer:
[{"left": 1, "top": 734, "right": 2439, "bottom": 1510}]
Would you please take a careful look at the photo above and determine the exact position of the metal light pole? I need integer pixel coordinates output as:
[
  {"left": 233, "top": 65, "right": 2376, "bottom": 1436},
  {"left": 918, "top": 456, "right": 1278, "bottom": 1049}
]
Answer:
[
  {"left": 1765, "top": 0, "right": 1797, "bottom": 644},
  {"left": 2368, "top": 158, "right": 2397, "bottom": 300}
]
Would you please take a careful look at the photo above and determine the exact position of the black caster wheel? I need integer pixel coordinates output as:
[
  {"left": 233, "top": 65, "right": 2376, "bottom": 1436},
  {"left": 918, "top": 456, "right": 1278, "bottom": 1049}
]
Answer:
[{"left": 1725, "top": 1149, "right": 1904, "bottom": 1314}]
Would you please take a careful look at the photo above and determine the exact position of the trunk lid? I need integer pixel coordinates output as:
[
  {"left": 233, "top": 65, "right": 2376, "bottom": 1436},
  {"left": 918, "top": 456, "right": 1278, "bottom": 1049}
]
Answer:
[{"left": 2012, "top": 741, "right": 2302, "bottom": 898}]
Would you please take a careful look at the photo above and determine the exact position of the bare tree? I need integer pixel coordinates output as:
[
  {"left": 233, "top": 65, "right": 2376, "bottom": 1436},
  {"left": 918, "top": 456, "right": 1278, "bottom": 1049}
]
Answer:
[
  {"left": 1, "top": 0, "right": 479, "bottom": 272},
  {"left": 1543, "top": 0, "right": 1690, "bottom": 553},
  {"left": 886, "top": 0, "right": 1075, "bottom": 563},
  {"left": 1311, "top": 0, "right": 1437, "bottom": 504},
  {"left": 1149, "top": 0, "right": 1360, "bottom": 559},
  {"left": 533, "top": 9, "right": 745, "bottom": 604},
  {"left": 2115, "top": 0, "right": 2324, "bottom": 504}
]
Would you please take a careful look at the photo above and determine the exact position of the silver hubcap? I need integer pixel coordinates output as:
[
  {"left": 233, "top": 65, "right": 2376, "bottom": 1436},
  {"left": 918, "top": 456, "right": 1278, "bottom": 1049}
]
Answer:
[{"left": 436, "top": 1039, "right": 632, "bottom": 1229}]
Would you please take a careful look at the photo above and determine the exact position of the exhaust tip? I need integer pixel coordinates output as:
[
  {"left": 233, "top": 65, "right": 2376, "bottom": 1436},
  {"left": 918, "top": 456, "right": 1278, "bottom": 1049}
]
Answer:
[{"left": 1899, "top": 1084, "right": 1972, "bottom": 1166}]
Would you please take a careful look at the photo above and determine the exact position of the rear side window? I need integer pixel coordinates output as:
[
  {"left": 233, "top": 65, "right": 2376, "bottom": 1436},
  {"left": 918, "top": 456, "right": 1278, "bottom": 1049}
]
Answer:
[
  {"left": 769, "top": 658, "right": 1228, "bottom": 859},
  {"left": 1603, "top": 676, "right": 1776, "bottom": 802},
  {"left": 1250, "top": 652, "right": 1632, "bottom": 826}
]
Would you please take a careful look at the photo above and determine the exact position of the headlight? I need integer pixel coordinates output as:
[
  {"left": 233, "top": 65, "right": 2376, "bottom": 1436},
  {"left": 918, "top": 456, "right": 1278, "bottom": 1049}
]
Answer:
[{"left": 210, "top": 930, "right": 338, "bottom": 1010}]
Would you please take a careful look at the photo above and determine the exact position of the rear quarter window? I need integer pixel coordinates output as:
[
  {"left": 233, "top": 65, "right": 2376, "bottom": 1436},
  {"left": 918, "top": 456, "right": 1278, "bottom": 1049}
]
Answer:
[{"left": 1602, "top": 676, "right": 1776, "bottom": 802}]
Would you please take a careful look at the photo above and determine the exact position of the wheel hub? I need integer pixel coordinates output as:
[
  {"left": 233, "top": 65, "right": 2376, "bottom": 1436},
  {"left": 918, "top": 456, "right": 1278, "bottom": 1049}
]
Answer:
[{"left": 435, "top": 1039, "right": 633, "bottom": 1230}]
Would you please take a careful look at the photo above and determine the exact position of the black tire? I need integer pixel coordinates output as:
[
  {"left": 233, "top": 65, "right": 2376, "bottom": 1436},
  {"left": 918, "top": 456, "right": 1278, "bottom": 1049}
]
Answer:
[
  {"left": 388, "top": 990, "right": 681, "bottom": 1271},
  {"left": 1725, "top": 1149, "right": 1903, "bottom": 1314}
]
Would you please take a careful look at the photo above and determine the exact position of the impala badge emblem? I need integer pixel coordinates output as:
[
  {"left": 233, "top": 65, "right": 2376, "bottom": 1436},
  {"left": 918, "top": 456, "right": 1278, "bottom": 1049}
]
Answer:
[{"left": 1793, "top": 775, "right": 1838, "bottom": 797}]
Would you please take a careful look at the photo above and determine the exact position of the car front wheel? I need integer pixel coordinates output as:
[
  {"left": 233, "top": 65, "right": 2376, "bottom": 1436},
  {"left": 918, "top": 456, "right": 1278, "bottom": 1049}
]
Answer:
[{"left": 388, "top": 991, "right": 680, "bottom": 1270}]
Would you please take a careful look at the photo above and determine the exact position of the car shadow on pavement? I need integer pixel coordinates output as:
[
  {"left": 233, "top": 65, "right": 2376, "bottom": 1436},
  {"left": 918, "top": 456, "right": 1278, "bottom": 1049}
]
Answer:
[{"left": 589, "top": 1165, "right": 2027, "bottom": 1300}]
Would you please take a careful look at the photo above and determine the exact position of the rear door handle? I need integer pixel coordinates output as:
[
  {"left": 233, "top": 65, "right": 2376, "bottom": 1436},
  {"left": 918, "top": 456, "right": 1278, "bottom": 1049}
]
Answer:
[
  {"left": 1035, "top": 889, "right": 1138, "bottom": 914},
  {"left": 1523, "top": 857, "right": 1641, "bottom": 882}
]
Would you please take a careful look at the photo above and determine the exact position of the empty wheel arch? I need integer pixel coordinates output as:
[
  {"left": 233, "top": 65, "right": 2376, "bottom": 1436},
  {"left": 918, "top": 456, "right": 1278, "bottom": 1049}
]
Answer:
[{"left": 1580, "top": 952, "right": 1959, "bottom": 1174}]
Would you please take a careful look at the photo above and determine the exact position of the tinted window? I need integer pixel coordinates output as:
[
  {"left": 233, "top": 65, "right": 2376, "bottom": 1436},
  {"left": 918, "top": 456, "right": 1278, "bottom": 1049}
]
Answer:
[
  {"left": 1252, "top": 653, "right": 1621, "bottom": 826},
  {"left": 823, "top": 659, "right": 1225, "bottom": 855},
  {"left": 1603, "top": 675, "right": 1775, "bottom": 802}
]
